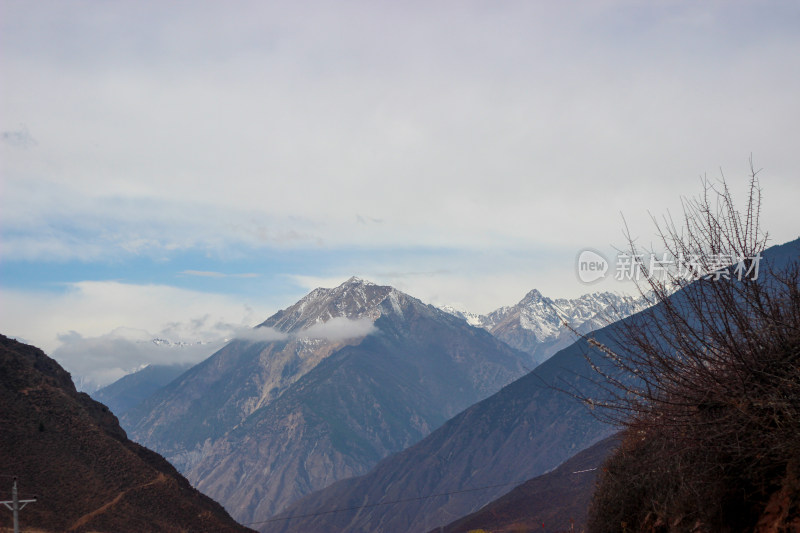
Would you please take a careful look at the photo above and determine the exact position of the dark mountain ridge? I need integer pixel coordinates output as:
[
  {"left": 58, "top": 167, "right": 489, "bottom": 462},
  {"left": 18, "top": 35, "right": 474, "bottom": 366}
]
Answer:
[{"left": 0, "top": 334, "right": 254, "bottom": 533}]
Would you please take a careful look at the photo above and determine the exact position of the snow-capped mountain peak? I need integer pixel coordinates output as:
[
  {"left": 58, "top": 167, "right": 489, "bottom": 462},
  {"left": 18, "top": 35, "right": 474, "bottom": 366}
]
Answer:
[
  {"left": 258, "top": 277, "right": 426, "bottom": 334},
  {"left": 520, "top": 288, "right": 546, "bottom": 303},
  {"left": 440, "top": 288, "right": 651, "bottom": 364}
]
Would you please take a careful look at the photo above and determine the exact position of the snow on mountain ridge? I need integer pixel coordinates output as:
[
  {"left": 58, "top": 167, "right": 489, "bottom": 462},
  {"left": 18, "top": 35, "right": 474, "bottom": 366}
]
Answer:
[
  {"left": 258, "top": 277, "right": 437, "bottom": 335},
  {"left": 150, "top": 337, "right": 209, "bottom": 348},
  {"left": 438, "top": 305, "right": 486, "bottom": 328},
  {"left": 440, "top": 289, "right": 651, "bottom": 359}
]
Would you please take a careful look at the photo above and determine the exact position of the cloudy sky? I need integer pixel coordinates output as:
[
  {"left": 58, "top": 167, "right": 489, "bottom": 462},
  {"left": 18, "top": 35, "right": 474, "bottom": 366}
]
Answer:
[{"left": 2, "top": 1, "right": 799, "bottom": 388}]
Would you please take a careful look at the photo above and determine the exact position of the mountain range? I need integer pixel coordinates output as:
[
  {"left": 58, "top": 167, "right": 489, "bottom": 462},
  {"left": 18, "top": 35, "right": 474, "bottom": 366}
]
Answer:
[
  {"left": 263, "top": 238, "right": 800, "bottom": 532},
  {"left": 121, "top": 277, "right": 531, "bottom": 524},
  {"left": 441, "top": 289, "right": 649, "bottom": 365},
  {"left": 9, "top": 236, "right": 796, "bottom": 532},
  {"left": 98, "top": 287, "right": 646, "bottom": 424},
  {"left": 264, "top": 325, "right": 622, "bottom": 532}
]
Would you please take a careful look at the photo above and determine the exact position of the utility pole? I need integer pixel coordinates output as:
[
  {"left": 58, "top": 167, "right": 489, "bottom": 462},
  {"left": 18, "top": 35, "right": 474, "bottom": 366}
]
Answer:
[{"left": 1, "top": 477, "right": 37, "bottom": 533}]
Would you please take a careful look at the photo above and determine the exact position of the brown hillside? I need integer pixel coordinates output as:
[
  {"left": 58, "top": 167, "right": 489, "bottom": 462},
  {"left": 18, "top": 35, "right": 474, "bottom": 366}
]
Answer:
[{"left": 0, "top": 334, "right": 255, "bottom": 533}]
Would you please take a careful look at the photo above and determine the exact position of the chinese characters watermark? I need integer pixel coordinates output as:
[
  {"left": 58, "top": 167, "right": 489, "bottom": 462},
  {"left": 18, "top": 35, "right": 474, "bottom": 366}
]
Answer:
[{"left": 576, "top": 250, "right": 762, "bottom": 284}]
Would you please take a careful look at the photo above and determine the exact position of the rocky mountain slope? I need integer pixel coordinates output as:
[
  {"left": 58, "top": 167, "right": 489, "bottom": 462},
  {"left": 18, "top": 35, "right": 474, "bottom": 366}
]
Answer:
[
  {"left": 123, "top": 278, "right": 530, "bottom": 524},
  {"left": 265, "top": 327, "right": 622, "bottom": 533},
  {"left": 0, "top": 334, "right": 254, "bottom": 533}
]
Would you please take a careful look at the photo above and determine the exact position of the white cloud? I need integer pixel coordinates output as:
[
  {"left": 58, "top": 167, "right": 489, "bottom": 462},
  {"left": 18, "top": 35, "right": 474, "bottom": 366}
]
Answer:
[
  {"left": 1, "top": 1, "right": 799, "bottom": 328},
  {"left": 299, "top": 317, "right": 378, "bottom": 341},
  {"left": 2, "top": 1, "right": 797, "bottom": 265},
  {"left": 52, "top": 329, "right": 227, "bottom": 392},
  {"left": 0, "top": 281, "right": 270, "bottom": 388}
]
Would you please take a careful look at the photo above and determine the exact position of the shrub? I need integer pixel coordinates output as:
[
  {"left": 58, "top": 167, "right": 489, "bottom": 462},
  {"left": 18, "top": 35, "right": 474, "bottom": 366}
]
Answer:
[{"left": 583, "top": 162, "right": 800, "bottom": 531}]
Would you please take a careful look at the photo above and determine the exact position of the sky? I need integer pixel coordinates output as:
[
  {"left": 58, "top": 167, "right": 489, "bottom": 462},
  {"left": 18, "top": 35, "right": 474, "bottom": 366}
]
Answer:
[{"left": 2, "top": 0, "right": 799, "bottom": 389}]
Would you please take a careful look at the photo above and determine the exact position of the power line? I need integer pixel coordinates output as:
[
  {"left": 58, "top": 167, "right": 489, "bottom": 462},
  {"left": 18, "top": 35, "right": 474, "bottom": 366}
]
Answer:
[{"left": 245, "top": 478, "right": 531, "bottom": 526}]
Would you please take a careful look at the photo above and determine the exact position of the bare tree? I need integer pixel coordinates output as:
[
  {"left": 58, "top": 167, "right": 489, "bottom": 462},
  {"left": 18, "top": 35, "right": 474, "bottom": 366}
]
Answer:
[{"left": 582, "top": 160, "right": 800, "bottom": 531}]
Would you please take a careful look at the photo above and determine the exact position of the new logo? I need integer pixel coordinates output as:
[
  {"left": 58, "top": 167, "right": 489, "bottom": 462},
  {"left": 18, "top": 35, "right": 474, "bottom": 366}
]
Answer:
[{"left": 576, "top": 249, "right": 609, "bottom": 284}]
